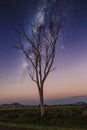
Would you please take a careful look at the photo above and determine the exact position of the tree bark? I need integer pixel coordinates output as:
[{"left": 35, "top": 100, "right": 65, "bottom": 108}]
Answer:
[{"left": 38, "top": 87, "right": 45, "bottom": 117}]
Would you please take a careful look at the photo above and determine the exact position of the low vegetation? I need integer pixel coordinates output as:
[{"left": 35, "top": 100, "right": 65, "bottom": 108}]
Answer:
[{"left": 0, "top": 104, "right": 87, "bottom": 130}]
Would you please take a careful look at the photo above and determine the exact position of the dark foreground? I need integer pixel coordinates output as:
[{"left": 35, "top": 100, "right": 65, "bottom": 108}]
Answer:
[{"left": 0, "top": 105, "right": 87, "bottom": 130}]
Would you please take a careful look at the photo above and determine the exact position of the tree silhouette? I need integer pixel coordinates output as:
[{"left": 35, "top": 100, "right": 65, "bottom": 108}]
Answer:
[{"left": 15, "top": 0, "right": 64, "bottom": 116}]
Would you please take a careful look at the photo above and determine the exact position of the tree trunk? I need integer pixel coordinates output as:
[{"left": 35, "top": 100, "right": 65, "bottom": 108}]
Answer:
[{"left": 38, "top": 87, "right": 45, "bottom": 117}]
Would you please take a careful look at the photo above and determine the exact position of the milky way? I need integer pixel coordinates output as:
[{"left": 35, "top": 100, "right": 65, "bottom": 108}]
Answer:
[{"left": 0, "top": 0, "right": 87, "bottom": 104}]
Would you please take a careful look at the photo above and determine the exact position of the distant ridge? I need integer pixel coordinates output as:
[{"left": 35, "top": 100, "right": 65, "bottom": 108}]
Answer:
[
  {"left": 74, "top": 102, "right": 87, "bottom": 105},
  {"left": 0, "top": 102, "right": 24, "bottom": 108},
  {"left": 0, "top": 96, "right": 87, "bottom": 106}
]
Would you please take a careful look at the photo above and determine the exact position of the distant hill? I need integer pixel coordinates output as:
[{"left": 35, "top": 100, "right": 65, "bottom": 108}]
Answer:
[
  {"left": 0, "top": 103, "right": 24, "bottom": 108},
  {"left": 0, "top": 95, "right": 87, "bottom": 106},
  {"left": 74, "top": 102, "right": 87, "bottom": 105}
]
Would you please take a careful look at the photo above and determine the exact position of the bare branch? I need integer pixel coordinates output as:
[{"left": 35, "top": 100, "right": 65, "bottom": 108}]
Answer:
[
  {"left": 49, "top": 67, "right": 56, "bottom": 72},
  {"left": 15, "top": 13, "right": 62, "bottom": 88},
  {"left": 29, "top": 71, "right": 37, "bottom": 83}
]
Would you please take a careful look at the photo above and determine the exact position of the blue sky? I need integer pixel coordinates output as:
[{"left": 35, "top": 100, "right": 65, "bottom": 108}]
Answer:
[{"left": 0, "top": 0, "right": 87, "bottom": 105}]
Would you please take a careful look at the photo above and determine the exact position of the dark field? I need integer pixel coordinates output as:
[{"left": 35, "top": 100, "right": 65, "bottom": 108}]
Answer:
[{"left": 0, "top": 105, "right": 87, "bottom": 130}]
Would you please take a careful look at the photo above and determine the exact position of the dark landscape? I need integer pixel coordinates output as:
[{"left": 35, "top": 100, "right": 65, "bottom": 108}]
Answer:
[{"left": 0, "top": 103, "right": 87, "bottom": 130}]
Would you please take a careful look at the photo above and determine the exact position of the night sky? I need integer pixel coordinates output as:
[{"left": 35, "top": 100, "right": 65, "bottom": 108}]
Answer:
[{"left": 0, "top": 0, "right": 87, "bottom": 105}]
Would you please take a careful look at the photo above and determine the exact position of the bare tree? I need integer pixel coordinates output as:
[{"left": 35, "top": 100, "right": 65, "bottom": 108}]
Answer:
[{"left": 15, "top": 18, "right": 62, "bottom": 116}]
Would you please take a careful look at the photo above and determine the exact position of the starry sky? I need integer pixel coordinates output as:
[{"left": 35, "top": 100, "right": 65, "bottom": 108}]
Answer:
[{"left": 0, "top": 0, "right": 87, "bottom": 105}]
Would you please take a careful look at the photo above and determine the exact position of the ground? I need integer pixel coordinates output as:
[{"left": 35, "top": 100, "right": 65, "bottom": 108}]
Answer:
[{"left": 0, "top": 105, "right": 87, "bottom": 130}]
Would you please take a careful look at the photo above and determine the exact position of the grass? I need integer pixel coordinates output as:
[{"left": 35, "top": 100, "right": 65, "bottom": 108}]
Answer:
[
  {"left": 0, "top": 105, "right": 87, "bottom": 130},
  {"left": 0, "top": 122, "right": 87, "bottom": 130}
]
